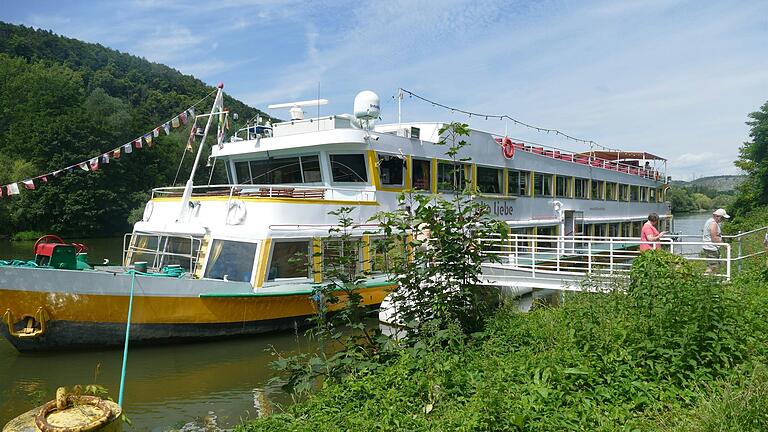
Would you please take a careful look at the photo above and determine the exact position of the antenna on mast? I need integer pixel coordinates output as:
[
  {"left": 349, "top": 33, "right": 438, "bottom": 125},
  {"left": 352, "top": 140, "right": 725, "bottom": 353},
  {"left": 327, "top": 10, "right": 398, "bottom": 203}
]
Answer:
[{"left": 268, "top": 99, "right": 328, "bottom": 121}]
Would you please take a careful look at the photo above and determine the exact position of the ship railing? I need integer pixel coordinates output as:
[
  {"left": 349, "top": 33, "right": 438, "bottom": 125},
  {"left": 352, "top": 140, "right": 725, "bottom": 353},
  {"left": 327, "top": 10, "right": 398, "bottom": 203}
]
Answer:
[
  {"left": 477, "top": 233, "right": 756, "bottom": 282},
  {"left": 492, "top": 138, "right": 666, "bottom": 182},
  {"left": 151, "top": 184, "right": 376, "bottom": 202},
  {"left": 669, "top": 225, "right": 768, "bottom": 272},
  {"left": 122, "top": 232, "right": 203, "bottom": 273}
]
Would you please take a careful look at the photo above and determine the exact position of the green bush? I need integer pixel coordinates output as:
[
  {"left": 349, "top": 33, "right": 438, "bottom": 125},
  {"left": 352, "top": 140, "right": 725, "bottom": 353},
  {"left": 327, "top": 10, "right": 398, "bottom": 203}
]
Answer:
[
  {"left": 239, "top": 253, "right": 768, "bottom": 431},
  {"left": 10, "top": 230, "right": 45, "bottom": 241}
]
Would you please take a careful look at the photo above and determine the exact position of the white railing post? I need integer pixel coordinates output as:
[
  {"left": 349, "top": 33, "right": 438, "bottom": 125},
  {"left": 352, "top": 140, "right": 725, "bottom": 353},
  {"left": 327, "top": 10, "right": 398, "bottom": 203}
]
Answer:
[
  {"left": 609, "top": 238, "right": 614, "bottom": 274},
  {"left": 531, "top": 236, "right": 536, "bottom": 279},
  {"left": 587, "top": 240, "right": 593, "bottom": 275},
  {"left": 726, "top": 244, "right": 731, "bottom": 280}
]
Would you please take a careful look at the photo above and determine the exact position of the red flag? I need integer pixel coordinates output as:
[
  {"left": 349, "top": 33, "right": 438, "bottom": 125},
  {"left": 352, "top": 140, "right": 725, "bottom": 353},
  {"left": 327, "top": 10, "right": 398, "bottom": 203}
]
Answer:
[
  {"left": 133, "top": 138, "right": 142, "bottom": 149},
  {"left": 22, "top": 179, "right": 35, "bottom": 190},
  {"left": 89, "top": 158, "right": 100, "bottom": 171},
  {"left": 40, "top": 176, "right": 48, "bottom": 183}
]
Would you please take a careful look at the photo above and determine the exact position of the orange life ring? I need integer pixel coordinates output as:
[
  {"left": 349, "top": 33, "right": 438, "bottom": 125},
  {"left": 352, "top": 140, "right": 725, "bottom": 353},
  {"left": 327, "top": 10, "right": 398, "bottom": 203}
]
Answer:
[{"left": 502, "top": 137, "right": 515, "bottom": 159}]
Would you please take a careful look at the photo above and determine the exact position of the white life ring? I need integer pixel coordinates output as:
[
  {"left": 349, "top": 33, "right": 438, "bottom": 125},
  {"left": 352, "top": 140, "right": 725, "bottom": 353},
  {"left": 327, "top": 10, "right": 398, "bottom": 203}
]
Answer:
[{"left": 226, "top": 199, "right": 247, "bottom": 225}]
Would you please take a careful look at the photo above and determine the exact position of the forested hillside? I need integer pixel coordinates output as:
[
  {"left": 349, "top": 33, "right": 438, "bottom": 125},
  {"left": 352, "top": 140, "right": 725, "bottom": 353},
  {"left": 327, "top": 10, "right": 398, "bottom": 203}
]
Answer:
[{"left": 0, "top": 22, "right": 270, "bottom": 237}]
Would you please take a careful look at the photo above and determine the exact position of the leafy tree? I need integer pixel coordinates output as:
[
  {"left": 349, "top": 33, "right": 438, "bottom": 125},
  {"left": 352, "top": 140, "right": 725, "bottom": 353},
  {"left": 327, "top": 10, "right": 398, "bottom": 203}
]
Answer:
[
  {"left": 733, "top": 101, "right": 768, "bottom": 216},
  {"left": 691, "top": 192, "right": 713, "bottom": 210}
]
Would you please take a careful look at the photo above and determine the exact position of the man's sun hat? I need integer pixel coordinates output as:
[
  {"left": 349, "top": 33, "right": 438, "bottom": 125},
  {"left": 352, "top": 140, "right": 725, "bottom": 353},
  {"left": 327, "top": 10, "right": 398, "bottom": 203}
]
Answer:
[{"left": 713, "top": 208, "right": 730, "bottom": 218}]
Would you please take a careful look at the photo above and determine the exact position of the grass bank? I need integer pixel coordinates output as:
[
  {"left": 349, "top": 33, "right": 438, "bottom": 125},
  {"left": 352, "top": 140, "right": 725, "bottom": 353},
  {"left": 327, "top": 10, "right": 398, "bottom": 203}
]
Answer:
[{"left": 238, "top": 252, "right": 768, "bottom": 431}]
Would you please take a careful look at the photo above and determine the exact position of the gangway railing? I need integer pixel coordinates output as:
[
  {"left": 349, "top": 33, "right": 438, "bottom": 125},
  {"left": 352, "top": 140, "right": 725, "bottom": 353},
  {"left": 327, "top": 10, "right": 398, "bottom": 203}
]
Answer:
[
  {"left": 478, "top": 230, "right": 767, "bottom": 290},
  {"left": 122, "top": 232, "right": 202, "bottom": 272}
]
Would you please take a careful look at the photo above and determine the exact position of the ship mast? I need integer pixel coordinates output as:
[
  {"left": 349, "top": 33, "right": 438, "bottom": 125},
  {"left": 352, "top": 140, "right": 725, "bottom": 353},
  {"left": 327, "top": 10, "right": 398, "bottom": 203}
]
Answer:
[{"left": 177, "top": 83, "right": 225, "bottom": 222}]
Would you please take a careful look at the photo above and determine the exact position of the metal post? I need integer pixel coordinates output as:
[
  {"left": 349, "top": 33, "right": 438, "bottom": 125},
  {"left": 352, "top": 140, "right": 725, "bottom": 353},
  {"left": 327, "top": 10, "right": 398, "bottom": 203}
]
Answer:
[
  {"left": 737, "top": 231, "right": 743, "bottom": 273},
  {"left": 178, "top": 84, "right": 224, "bottom": 222},
  {"left": 726, "top": 244, "right": 731, "bottom": 280},
  {"left": 609, "top": 238, "right": 614, "bottom": 274},
  {"left": 587, "top": 240, "right": 592, "bottom": 275}
]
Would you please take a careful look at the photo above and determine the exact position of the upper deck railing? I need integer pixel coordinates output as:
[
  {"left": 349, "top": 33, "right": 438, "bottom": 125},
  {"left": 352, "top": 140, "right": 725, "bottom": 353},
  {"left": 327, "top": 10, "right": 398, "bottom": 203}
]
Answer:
[
  {"left": 493, "top": 138, "right": 665, "bottom": 181},
  {"left": 151, "top": 184, "right": 376, "bottom": 202}
]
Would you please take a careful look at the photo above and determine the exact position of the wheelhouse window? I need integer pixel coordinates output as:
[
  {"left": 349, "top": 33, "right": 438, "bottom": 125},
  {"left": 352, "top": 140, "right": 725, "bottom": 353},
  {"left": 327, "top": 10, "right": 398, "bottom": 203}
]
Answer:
[
  {"left": 508, "top": 170, "right": 530, "bottom": 196},
  {"left": 574, "top": 178, "right": 589, "bottom": 199},
  {"left": 533, "top": 173, "right": 553, "bottom": 197},
  {"left": 268, "top": 241, "right": 310, "bottom": 280},
  {"left": 477, "top": 166, "right": 503, "bottom": 194},
  {"left": 127, "top": 234, "right": 201, "bottom": 272},
  {"left": 411, "top": 158, "right": 431, "bottom": 191},
  {"left": 235, "top": 155, "right": 321, "bottom": 184},
  {"left": 377, "top": 154, "right": 405, "bottom": 187},
  {"left": 204, "top": 240, "right": 258, "bottom": 282},
  {"left": 330, "top": 154, "right": 368, "bottom": 183},
  {"left": 437, "top": 161, "right": 470, "bottom": 193},
  {"left": 591, "top": 180, "right": 604, "bottom": 200},
  {"left": 555, "top": 175, "right": 568, "bottom": 198}
]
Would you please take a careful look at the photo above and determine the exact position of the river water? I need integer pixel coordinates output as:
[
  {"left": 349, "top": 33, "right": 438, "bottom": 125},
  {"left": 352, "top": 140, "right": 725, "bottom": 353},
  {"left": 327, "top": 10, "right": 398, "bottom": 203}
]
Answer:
[{"left": 0, "top": 213, "right": 711, "bottom": 430}]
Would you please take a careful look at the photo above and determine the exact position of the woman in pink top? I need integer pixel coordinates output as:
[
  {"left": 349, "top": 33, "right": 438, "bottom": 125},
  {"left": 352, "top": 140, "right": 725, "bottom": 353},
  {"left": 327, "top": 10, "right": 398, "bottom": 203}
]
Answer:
[{"left": 640, "top": 213, "right": 666, "bottom": 251}]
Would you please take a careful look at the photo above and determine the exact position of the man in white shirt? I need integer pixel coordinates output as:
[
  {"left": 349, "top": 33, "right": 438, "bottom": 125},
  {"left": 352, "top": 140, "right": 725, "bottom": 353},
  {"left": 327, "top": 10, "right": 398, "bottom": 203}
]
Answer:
[{"left": 702, "top": 208, "right": 729, "bottom": 274}]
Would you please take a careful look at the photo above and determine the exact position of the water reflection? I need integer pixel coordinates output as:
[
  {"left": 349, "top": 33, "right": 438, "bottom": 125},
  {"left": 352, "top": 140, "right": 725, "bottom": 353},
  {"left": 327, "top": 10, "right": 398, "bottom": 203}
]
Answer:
[{"left": 0, "top": 331, "right": 312, "bottom": 430}]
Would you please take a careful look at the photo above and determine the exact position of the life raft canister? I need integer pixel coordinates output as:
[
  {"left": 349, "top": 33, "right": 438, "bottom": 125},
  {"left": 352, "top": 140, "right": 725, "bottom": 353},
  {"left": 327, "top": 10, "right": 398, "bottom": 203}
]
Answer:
[{"left": 502, "top": 137, "right": 515, "bottom": 159}]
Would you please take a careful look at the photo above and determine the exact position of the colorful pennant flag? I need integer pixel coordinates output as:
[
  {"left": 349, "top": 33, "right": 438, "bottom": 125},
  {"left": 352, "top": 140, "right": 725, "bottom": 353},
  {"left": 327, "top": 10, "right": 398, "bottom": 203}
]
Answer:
[
  {"left": 188, "top": 107, "right": 195, "bottom": 119},
  {"left": 163, "top": 122, "right": 171, "bottom": 135},
  {"left": 101, "top": 154, "right": 110, "bottom": 164},
  {"left": 89, "top": 158, "right": 100, "bottom": 171},
  {"left": 22, "top": 180, "right": 35, "bottom": 190},
  {"left": 112, "top": 148, "right": 121, "bottom": 160},
  {"left": 123, "top": 143, "right": 132, "bottom": 154},
  {"left": 171, "top": 116, "right": 180, "bottom": 128},
  {"left": 153, "top": 127, "right": 160, "bottom": 138},
  {"left": 40, "top": 176, "right": 48, "bottom": 183},
  {"left": 8, "top": 183, "right": 20, "bottom": 195},
  {"left": 133, "top": 138, "right": 142, "bottom": 150},
  {"left": 143, "top": 133, "right": 153, "bottom": 147},
  {"left": 79, "top": 162, "right": 90, "bottom": 172},
  {"left": 180, "top": 111, "right": 188, "bottom": 124}
]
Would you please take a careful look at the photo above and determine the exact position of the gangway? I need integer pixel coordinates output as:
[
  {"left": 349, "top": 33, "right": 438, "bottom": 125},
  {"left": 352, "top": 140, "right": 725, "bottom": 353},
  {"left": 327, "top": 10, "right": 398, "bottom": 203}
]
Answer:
[{"left": 478, "top": 227, "right": 768, "bottom": 292}]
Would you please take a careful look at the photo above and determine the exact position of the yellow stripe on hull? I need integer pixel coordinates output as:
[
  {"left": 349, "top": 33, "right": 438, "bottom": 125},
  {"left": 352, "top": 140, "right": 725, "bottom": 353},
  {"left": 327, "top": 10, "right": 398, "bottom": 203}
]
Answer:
[{"left": 0, "top": 286, "right": 392, "bottom": 325}]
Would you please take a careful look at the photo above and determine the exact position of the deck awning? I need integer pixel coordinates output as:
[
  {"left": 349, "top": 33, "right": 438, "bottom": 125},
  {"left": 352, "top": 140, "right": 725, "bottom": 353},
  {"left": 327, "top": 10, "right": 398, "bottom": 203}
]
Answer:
[{"left": 576, "top": 150, "right": 666, "bottom": 161}]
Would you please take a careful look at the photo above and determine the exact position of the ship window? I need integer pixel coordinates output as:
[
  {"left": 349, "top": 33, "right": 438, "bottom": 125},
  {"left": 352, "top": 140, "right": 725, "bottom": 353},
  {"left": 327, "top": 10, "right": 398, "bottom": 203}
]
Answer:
[
  {"left": 330, "top": 154, "right": 368, "bottom": 183},
  {"left": 619, "top": 184, "right": 629, "bottom": 201},
  {"left": 630, "top": 185, "right": 640, "bottom": 202},
  {"left": 632, "top": 221, "right": 643, "bottom": 235},
  {"left": 574, "top": 178, "right": 589, "bottom": 199},
  {"left": 437, "top": 161, "right": 470, "bottom": 193},
  {"left": 158, "top": 236, "right": 200, "bottom": 271},
  {"left": 534, "top": 173, "right": 553, "bottom": 197},
  {"left": 606, "top": 183, "right": 617, "bottom": 201},
  {"left": 594, "top": 224, "right": 606, "bottom": 237},
  {"left": 204, "top": 240, "right": 258, "bottom": 283},
  {"left": 323, "top": 238, "right": 363, "bottom": 276},
  {"left": 370, "top": 237, "right": 407, "bottom": 274},
  {"left": 411, "top": 158, "right": 431, "bottom": 191},
  {"left": 536, "top": 226, "right": 557, "bottom": 251},
  {"left": 377, "top": 154, "right": 405, "bottom": 187},
  {"left": 268, "top": 241, "right": 310, "bottom": 280},
  {"left": 477, "top": 166, "right": 503, "bottom": 194},
  {"left": 591, "top": 180, "right": 604, "bottom": 200},
  {"left": 621, "top": 222, "right": 631, "bottom": 237},
  {"left": 555, "top": 175, "right": 568, "bottom": 197},
  {"left": 649, "top": 188, "right": 656, "bottom": 202},
  {"left": 237, "top": 155, "right": 321, "bottom": 184},
  {"left": 235, "top": 161, "right": 252, "bottom": 184},
  {"left": 508, "top": 170, "right": 530, "bottom": 196},
  {"left": 639, "top": 187, "right": 647, "bottom": 202},
  {"left": 608, "top": 223, "right": 619, "bottom": 237}
]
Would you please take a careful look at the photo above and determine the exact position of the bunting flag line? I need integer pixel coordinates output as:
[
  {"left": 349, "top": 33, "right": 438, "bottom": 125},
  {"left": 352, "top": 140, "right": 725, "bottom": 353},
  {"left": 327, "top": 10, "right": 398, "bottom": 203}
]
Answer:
[{"left": 0, "top": 88, "right": 219, "bottom": 196}]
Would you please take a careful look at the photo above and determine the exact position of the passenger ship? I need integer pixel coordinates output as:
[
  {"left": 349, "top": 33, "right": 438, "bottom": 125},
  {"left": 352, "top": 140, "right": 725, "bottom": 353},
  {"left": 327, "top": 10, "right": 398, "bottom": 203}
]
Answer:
[{"left": 0, "top": 88, "right": 670, "bottom": 351}]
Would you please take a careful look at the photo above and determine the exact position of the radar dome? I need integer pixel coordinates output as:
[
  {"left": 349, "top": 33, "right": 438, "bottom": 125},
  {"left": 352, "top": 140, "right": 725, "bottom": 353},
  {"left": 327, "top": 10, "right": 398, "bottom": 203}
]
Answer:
[{"left": 354, "top": 91, "right": 380, "bottom": 121}]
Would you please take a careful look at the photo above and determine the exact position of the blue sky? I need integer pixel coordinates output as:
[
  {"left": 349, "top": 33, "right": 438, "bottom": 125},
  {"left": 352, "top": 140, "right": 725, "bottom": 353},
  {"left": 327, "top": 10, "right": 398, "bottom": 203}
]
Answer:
[{"left": 3, "top": 0, "right": 767, "bottom": 180}]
